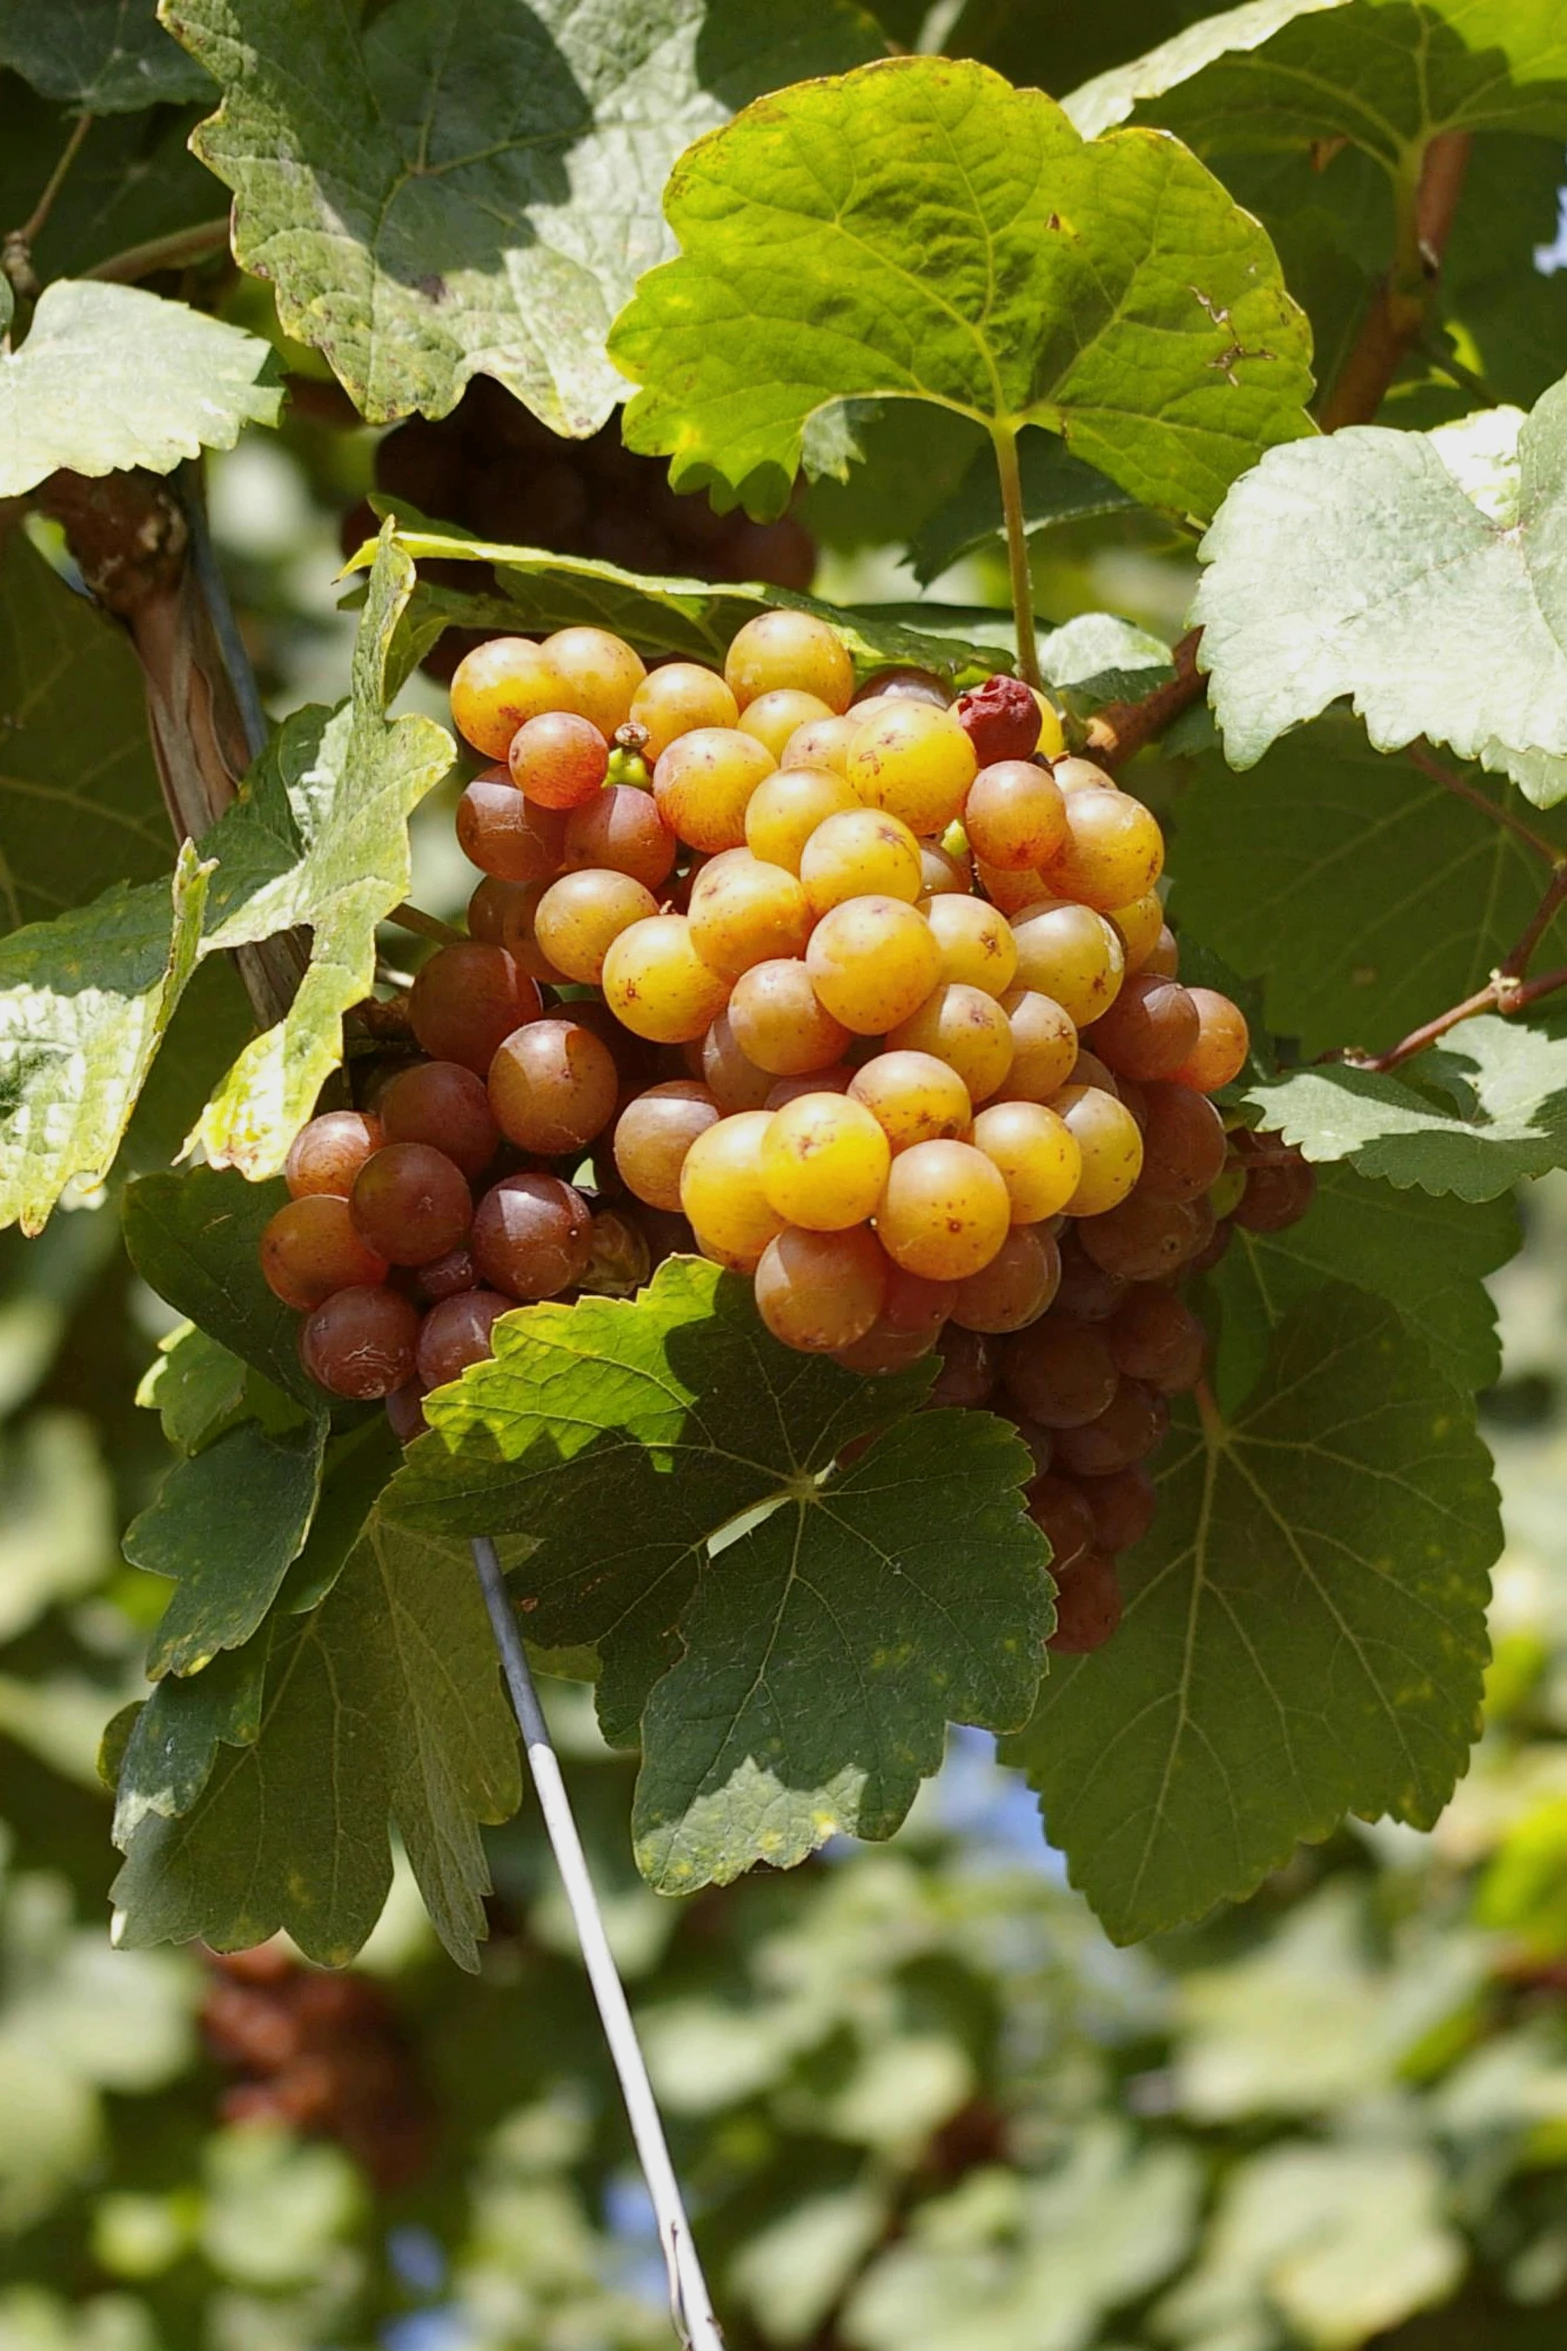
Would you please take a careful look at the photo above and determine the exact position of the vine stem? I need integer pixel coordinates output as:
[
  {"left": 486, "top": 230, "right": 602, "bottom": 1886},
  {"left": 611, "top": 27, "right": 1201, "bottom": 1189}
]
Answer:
[
  {"left": 470, "top": 1537, "right": 725, "bottom": 2351},
  {"left": 1343, "top": 860, "right": 1567, "bottom": 1073},
  {"left": 82, "top": 216, "right": 231, "bottom": 284},
  {"left": 1404, "top": 742, "right": 1561, "bottom": 864},
  {"left": 991, "top": 423, "right": 1041, "bottom": 689},
  {"left": 384, "top": 901, "right": 464, "bottom": 946},
  {"left": 5, "top": 111, "right": 94, "bottom": 284}
]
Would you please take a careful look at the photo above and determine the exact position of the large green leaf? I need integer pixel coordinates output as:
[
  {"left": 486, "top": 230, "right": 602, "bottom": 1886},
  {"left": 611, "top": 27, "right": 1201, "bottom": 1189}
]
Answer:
[
  {"left": 121, "top": 1166, "right": 317, "bottom": 1407},
  {"left": 113, "top": 1517, "right": 522, "bottom": 1969},
  {"left": 194, "top": 529, "right": 453, "bottom": 1175},
  {"left": 632, "top": 1406, "right": 1047, "bottom": 1891},
  {"left": 159, "top": 0, "right": 883, "bottom": 431},
  {"left": 1243, "top": 1020, "right": 1567, "bottom": 1198},
  {"left": 110, "top": 1632, "right": 268, "bottom": 1852},
  {"left": 610, "top": 54, "right": 1315, "bottom": 527},
  {"left": 0, "top": 283, "right": 282, "bottom": 499},
  {"left": 1066, "top": 0, "right": 1567, "bottom": 161},
  {"left": 1193, "top": 390, "right": 1567, "bottom": 805},
  {"left": 0, "top": 534, "right": 171, "bottom": 935},
  {"left": 1169, "top": 720, "right": 1567, "bottom": 1057},
  {"left": 1006, "top": 1284, "right": 1498, "bottom": 1943},
  {"left": 125, "top": 1416, "right": 329, "bottom": 1679},
  {"left": 1203, "top": 1165, "right": 1516, "bottom": 1410},
  {"left": 385, "top": 1256, "right": 1046, "bottom": 1877},
  {"left": 0, "top": 847, "right": 208, "bottom": 1237},
  {"left": 0, "top": 0, "right": 212, "bottom": 109}
]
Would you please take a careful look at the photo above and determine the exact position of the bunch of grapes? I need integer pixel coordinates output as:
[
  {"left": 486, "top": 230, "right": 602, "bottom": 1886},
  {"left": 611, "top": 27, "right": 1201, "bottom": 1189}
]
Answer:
[
  {"left": 202, "top": 1944, "right": 433, "bottom": 2188},
  {"left": 261, "top": 609, "right": 1312, "bottom": 1655}
]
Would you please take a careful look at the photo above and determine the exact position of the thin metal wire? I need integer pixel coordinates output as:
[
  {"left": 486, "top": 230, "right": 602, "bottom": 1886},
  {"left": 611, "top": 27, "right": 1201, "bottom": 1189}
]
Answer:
[
  {"left": 471, "top": 1536, "right": 725, "bottom": 2351},
  {"left": 178, "top": 458, "right": 269, "bottom": 762}
]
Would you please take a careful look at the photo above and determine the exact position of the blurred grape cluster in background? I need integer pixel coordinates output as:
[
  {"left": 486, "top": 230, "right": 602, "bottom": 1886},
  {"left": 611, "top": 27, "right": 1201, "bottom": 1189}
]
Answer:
[{"left": 8, "top": 284, "right": 1567, "bottom": 2351}]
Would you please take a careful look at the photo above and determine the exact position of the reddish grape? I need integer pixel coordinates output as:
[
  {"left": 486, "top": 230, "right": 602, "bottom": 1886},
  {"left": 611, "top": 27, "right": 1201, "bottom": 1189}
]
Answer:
[
  {"left": 954, "top": 674, "right": 1042, "bottom": 765},
  {"left": 507, "top": 710, "right": 610, "bottom": 809},
  {"left": 1047, "top": 1553, "right": 1122, "bottom": 1654},
  {"left": 300, "top": 1284, "right": 421, "bottom": 1399},
  {"left": 415, "top": 1290, "right": 511, "bottom": 1388},
  {"left": 1001, "top": 1318, "right": 1119, "bottom": 1428},
  {"left": 488, "top": 1017, "right": 619, "bottom": 1155},
  {"left": 612, "top": 1080, "right": 721, "bottom": 1211},
  {"left": 1052, "top": 1232, "right": 1129, "bottom": 1323},
  {"left": 963, "top": 760, "right": 1067, "bottom": 871},
  {"left": 1107, "top": 1288, "right": 1206, "bottom": 1392},
  {"left": 1026, "top": 1473, "right": 1095, "bottom": 1573},
  {"left": 1078, "top": 1463, "right": 1157, "bottom": 1553},
  {"left": 284, "top": 1110, "right": 384, "bottom": 1200},
  {"left": 1233, "top": 1156, "right": 1317, "bottom": 1232},
  {"left": 261, "top": 1194, "right": 388, "bottom": 1309},
  {"left": 753, "top": 1225, "right": 888, "bottom": 1352},
  {"left": 408, "top": 944, "right": 541, "bottom": 1075},
  {"left": 1078, "top": 1189, "right": 1215, "bottom": 1283},
  {"left": 468, "top": 876, "right": 530, "bottom": 944},
  {"left": 561, "top": 784, "right": 678, "bottom": 891},
  {"left": 1001, "top": 1411, "right": 1054, "bottom": 1481},
  {"left": 882, "top": 1264, "right": 959, "bottom": 1335},
  {"left": 385, "top": 1382, "right": 429, "bottom": 1443},
  {"left": 1137, "top": 1081, "right": 1228, "bottom": 1201},
  {"left": 1167, "top": 987, "right": 1249, "bottom": 1092},
  {"left": 927, "top": 1325, "right": 999, "bottom": 1407},
  {"left": 455, "top": 773, "right": 566, "bottom": 882},
  {"left": 471, "top": 1173, "right": 593, "bottom": 1300},
  {"left": 1086, "top": 975, "right": 1200, "bottom": 1082},
  {"left": 350, "top": 1142, "right": 473, "bottom": 1267},
  {"left": 831, "top": 1319, "right": 939, "bottom": 1374},
  {"left": 415, "top": 1246, "right": 479, "bottom": 1301},
  {"left": 1053, "top": 1379, "right": 1169, "bottom": 1477},
  {"left": 949, "top": 1225, "right": 1061, "bottom": 1334},
  {"left": 380, "top": 1060, "right": 499, "bottom": 1179}
]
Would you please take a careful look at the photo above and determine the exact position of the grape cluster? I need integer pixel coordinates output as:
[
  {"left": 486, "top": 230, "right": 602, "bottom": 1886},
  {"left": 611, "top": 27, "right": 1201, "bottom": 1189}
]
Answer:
[
  {"left": 262, "top": 610, "right": 1312, "bottom": 1654},
  {"left": 201, "top": 1944, "right": 432, "bottom": 2188}
]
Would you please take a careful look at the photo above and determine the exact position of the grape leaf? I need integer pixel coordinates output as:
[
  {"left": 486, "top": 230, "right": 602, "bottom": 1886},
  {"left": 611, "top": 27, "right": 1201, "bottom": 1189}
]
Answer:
[
  {"left": 121, "top": 1166, "right": 317, "bottom": 1407},
  {"left": 0, "top": 533, "right": 172, "bottom": 932},
  {"left": 0, "top": 846, "right": 208, "bottom": 1237},
  {"left": 632, "top": 1407, "right": 1048, "bottom": 1891},
  {"left": 0, "top": 0, "right": 212, "bottom": 109},
  {"left": 1038, "top": 615, "right": 1175, "bottom": 708},
  {"left": 908, "top": 431, "right": 1138, "bottom": 586},
  {"left": 1202, "top": 1166, "right": 1517, "bottom": 1410},
  {"left": 1168, "top": 719, "right": 1567, "bottom": 1057},
  {"left": 0, "top": 282, "right": 283, "bottom": 499},
  {"left": 194, "top": 530, "right": 453, "bottom": 1175},
  {"left": 1193, "top": 388, "right": 1567, "bottom": 806},
  {"left": 610, "top": 54, "right": 1315, "bottom": 527},
  {"left": 1005, "top": 1284, "right": 1498, "bottom": 1944},
  {"left": 125, "top": 1415, "right": 329, "bottom": 1679},
  {"left": 113, "top": 1517, "right": 522, "bottom": 1970},
  {"left": 1242, "top": 1020, "right": 1567, "bottom": 1198},
  {"left": 385, "top": 1256, "right": 1045, "bottom": 1873},
  {"left": 1065, "top": 0, "right": 1567, "bottom": 160},
  {"left": 159, "top": 0, "right": 883, "bottom": 432},
  {"left": 134, "top": 1323, "right": 252, "bottom": 1455},
  {"left": 354, "top": 522, "right": 996, "bottom": 690},
  {"left": 111, "top": 1632, "right": 268, "bottom": 1852}
]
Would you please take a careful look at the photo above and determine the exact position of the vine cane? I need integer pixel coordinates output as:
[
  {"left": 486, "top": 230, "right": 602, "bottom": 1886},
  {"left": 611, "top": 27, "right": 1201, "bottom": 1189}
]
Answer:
[{"left": 470, "top": 1537, "right": 725, "bottom": 2351}]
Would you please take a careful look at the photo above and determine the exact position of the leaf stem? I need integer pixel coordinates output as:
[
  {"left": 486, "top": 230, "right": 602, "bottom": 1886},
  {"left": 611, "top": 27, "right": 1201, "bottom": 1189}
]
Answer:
[
  {"left": 1087, "top": 628, "right": 1204, "bottom": 768},
  {"left": 1404, "top": 742, "right": 1561, "bottom": 864},
  {"left": 991, "top": 423, "right": 1040, "bottom": 688},
  {"left": 4, "top": 111, "right": 94, "bottom": 291},
  {"left": 470, "top": 1537, "right": 725, "bottom": 2351},
  {"left": 383, "top": 902, "right": 464, "bottom": 947},
  {"left": 1343, "top": 857, "right": 1567, "bottom": 1073},
  {"left": 82, "top": 216, "right": 231, "bottom": 284},
  {"left": 1317, "top": 132, "right": 1472, "bottom": 432}
]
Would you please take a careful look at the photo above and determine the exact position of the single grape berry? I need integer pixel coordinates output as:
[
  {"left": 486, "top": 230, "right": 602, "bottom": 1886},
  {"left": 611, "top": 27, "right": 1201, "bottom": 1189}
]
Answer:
[
  {"left": 379, "top": 1061, "right": 499, "bottom": 1179},
  {"left": 261, "top": 1194, "right": 388, "bottom": 1310},
  {"left": 1047, "top": 1553, "right": 1123, "bottom": 1655},
  {"left": 300, "top": 1284, "right": 421, "bottom": 1399},
  {"left": 408, "top": 944, "right": 541, "bottom": 1075},
  {"left": 284, "top": 1110, "right": 385, "bottom": 1201},
  {"left": 471, "top": 1172, "right": 593, "bottom": 1301},
  {"left": 954, "top": 674, "right": 1042, "bottom": 765},
  {"left": 1052, "top": 1379, "right": 1169, "bottom": 1478},
  {"left": 1026, "top": 1473, "right": 1095, "bottom": 1574},
  {"left": 926, "top": 1325, "right": 1000, "bottom": 1408},
  {"left": 507, "top": 710, "right": 610, "bottom": 809},
  {"left": 488, "top": 1017, "right": 619, "bottom": 1155},
  {"left": 415, "top": 1246, "right": 479, "bottom": 1301},
  {"left": 350, "top": 1142, "right": 473, "bottom": 1267},
  {"left": 415, "top": 1290, "right": 511, "bottom": 1388},
  {"left": 1078, "top": 1464, "right": 1157, "bottom": 1553}
]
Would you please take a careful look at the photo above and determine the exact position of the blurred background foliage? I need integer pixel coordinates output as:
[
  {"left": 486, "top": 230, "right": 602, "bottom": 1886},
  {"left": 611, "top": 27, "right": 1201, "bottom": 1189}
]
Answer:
[{"left": 6, "top": 297, "right": 1567, "bottom": 2351}]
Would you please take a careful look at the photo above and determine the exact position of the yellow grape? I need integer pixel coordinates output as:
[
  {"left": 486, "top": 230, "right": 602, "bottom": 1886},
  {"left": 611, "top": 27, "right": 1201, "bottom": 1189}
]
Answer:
[
  {"left": 724, "top": 611, "right": 854, "bottom": 712},
  {"left": 1052, "top": 755, "right": 1118, "bottom": 795},
  {"left": 533, "top": 869, "right": 658, "bottom": 984},
  {"left": 846, "top": 703, "right": 976, "bottom": 834},
  {"left": 698, "top": 1010, "right": 777, "bottom": 1112},
  {"left": 806, "top": 895, "right": 942, "bottom": 1034},
  {"left": 1000, "top": 988, "right": 1079, "bottom": 1101},
  {"left": 1109, "top": 889, "right": 1165, "bottom": 971},
  {"left": 1167, "top": 987, "right": 1249, "bottom": 1092},
  {"left": 744, "top": 764, "right": 860, "bottom": 872},
  {"left": 1032, "top": 692, "right": 1067, "bottom": 760},
  {"left": 971, "top": 1100, "right": 1083, "bottom": 1222},
  {"left": 679, "top": 1111, "right": 786, "bottom": 1271},
  {"left": 887, "top": 982, "right": 1014, "bottom": 1101},
  {"left": 629, "top": 663, "right": 739, "bottom": 760},
  {"left": 687, "top": 850, "right": 811, "bottom": 977},
  {"left": 729, "top": 957, "right": 852, "bottom": 1074},
  {"left": 1041, "top": 787, "right": 1164, "bottom": 910},
  {"left": 1009, "top": 899, "right": 1125, "bottom": 1026},
  {"left": 849, "top": 1050, "right": 972, "bottom": 1153},
  {"left": 760, "top": 1093, "right": 891, "bottom": 1230},
  {"left": 540, "top": 626, "right": 646, "bottom": 735},
  {"left": 924, "top": 894, "right": 1018, "bottom": 995},
  {"left": 919, "top": 840, "right": 972, "bottom": 895},
  {"left": 1051, "top": 1082, "right": 1144, "bottom": 1214},
  {"left": 949, "top": 1223, "right": 1061, "bottom": 1334},
  {"left": 876, "top": 1139, "right": 1012, "bottom": 1280},
  {"left": 975, "top": 856, "right": 1049, "bottom": 914},
  {"left": 799, "top": 807, "right": 923, "bottom": 915},
  {"left": 613, "top": 1080, "right": 720, "bottom": 1210},
  {"left": 739, "top": 688, "right": 834, "bottom": 761},
  {"left": 653, "top": 728, "right": 775, "bottom": 853},
  {"left": 601, "top": 913, "right": 731, "bottom": 1042},
  {"left": 780, "top": 713, "right": 860, "bottom": 775},
  {"left": 449, "top": 637, "right": 566, "bottom": 758},
  {"left": 963, "top": 760, "right": 1068, "bottom": 871},
  {"left": 754, "top": 1225, "right": 888, "bottom": 1353}
]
